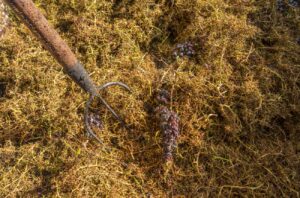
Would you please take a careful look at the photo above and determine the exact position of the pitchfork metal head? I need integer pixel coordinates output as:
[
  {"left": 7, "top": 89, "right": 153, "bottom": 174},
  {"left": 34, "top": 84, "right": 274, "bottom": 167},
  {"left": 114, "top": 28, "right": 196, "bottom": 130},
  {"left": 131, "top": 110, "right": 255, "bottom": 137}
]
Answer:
[
  {"left": 84, "top": 82, "right": 131, "bottom": 144},
  {"left": 4, "top": 0, "right": 131, "bottom": 145}
]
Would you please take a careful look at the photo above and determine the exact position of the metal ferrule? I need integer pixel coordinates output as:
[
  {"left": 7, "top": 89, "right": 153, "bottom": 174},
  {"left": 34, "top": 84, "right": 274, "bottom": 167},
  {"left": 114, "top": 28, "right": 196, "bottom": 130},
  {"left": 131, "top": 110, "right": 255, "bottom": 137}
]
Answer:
[{"left": 64, "top": 62, "right": 98, "bottom": 95}]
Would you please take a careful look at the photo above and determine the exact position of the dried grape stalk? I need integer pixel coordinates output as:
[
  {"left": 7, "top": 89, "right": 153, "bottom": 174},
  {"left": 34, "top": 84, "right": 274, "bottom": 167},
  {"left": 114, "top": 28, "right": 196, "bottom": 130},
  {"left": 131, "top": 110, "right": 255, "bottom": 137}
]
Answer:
[
  {"left": 155, "top": 90, "right": 180, "bottom": 161},
  {"left": 0, "top": 0, "right": 9, "bottom": 37}
]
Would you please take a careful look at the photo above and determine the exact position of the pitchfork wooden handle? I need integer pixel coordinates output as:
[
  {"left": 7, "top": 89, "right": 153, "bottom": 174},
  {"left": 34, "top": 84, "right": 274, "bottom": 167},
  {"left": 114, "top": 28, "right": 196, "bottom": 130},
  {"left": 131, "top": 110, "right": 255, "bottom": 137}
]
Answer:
[{"left": 4, "top": 0, "right": 98, "bottom": 95}]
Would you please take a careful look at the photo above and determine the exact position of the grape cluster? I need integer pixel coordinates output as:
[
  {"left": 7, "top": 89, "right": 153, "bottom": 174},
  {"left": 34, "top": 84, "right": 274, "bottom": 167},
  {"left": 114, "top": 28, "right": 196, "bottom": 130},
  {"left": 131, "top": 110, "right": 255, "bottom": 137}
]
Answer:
[
  {"left": 277, "top": 0, "right": 299, "bottom": 12},
  {"left": 155, "top": 90, "right": 180, "bottom": 161},
  {"left": 87, "top": 113, "right": 103, "bottom": 130},
  {"left": 0, "top": 0, "right": 9, "bottom": 37},
  {"left": 172, "top": 41, "right": 195, "bottom": 59},
  {"left": 156, "top": 89, "right": 171, "bottom": 105},
  {"left": 288, "top": 0, "right": 299, "bottom": 7}
]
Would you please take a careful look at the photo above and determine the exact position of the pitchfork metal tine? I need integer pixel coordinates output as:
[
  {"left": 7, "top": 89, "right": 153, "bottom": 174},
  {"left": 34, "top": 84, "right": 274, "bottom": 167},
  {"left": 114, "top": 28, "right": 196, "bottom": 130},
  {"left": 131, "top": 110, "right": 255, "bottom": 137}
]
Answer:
[
  {"left": 84, "top": 81, "right": 131, "bottom": 144},
  {"left": 84, "top": 94, "right": 102, "bottom": 144},
  {"left": 98, "top": 81, "right": 131, "bottom": 127},
  {"left": 98, "top": 96, "right": 127, "bottom": 127},
  {"left": 4, "top": 0, "right": 131, "bottom": 145},
  {"left": 98, "top": 82, "right": 131, "bottom": 92}
]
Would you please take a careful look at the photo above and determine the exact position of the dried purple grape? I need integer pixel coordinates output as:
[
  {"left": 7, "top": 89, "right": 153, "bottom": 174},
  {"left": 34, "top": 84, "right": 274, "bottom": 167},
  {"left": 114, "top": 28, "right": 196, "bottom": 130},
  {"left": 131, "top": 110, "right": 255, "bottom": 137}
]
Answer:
[
  {"left": 155, "top": 90, "right": 180, "bottom": 161},
  {"left": 277, "top": 0, "right": 287, "bottom": 11},
  {"left": 88, "top": 113, "right": 103, "bottom": 130},
  {"left": 172, "top": 41, "right": 196, "bottom": 59},
  {"left": 277, "top": 0, "right": 299, "bottom": 12},
  {"left": 156, "top": 89, "right": 171, "bottom": 105},
  {"left": 155, "top": 106, "right": 180, "bottom": 161},
  {"left": 289, "top": 0, "right": 299, "bottom": 7}
]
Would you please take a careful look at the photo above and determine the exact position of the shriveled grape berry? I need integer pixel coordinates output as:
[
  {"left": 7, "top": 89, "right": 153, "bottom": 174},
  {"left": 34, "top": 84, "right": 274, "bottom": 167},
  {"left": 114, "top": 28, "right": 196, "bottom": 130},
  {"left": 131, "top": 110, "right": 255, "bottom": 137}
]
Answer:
[
  {"left": 88, "top": 113, "right": 103, "bottom": 130},
  {"left": 277, "top": 0, "right": 299, "bottom": 12},
  {"left": 172, "top": 41, "right": 196, "bottom": 59},
  {"left": 155, "top": 90, "right": 180, "bottom": 161}
]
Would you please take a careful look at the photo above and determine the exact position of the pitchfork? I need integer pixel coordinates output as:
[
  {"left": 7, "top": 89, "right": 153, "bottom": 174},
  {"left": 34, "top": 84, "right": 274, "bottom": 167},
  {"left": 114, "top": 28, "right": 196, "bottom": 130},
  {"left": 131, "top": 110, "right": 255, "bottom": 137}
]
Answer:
[{"left": 4, "top": 0, "right": 131, "bottom": 144}]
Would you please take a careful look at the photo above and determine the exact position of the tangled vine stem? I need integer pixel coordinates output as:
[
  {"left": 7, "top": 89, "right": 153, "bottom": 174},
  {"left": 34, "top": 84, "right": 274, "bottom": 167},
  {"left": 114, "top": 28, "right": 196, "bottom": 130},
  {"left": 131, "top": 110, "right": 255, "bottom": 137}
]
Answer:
[{"left": 84, "top": 82, "right": 131, "bottom": 144}]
